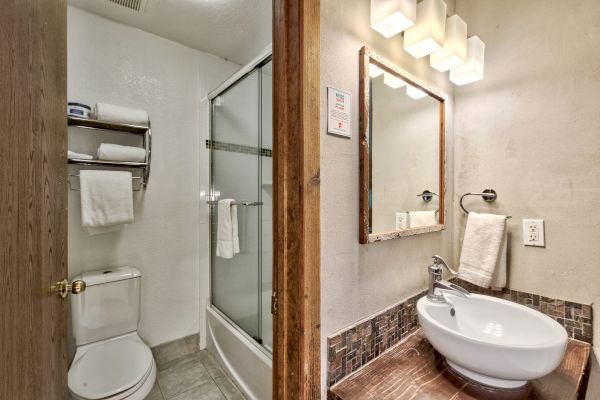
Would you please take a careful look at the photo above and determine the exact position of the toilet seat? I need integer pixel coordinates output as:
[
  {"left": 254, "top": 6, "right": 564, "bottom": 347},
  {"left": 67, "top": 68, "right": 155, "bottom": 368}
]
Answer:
[{"left": 69, "top": 333, "right": 155, "bottom": 400}]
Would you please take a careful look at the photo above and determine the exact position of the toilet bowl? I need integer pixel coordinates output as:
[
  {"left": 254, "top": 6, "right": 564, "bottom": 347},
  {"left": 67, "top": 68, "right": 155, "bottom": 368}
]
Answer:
[{"left": 68, "top": 267, "right": 156, "bottom": 400}]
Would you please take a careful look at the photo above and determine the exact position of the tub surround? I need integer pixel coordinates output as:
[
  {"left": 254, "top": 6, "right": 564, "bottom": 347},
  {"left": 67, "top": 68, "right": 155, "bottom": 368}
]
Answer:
[
  {"left": 327, "top": 279, "right": 592, "bottom": 387},
  {"left": 328, "top": 330, "right": 590, "bottom": 400}
]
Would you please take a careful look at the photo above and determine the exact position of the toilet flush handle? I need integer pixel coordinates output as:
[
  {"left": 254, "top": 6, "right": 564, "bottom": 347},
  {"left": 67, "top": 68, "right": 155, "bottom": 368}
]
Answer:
[{"left": 51, "top": 279, "right": 87, "bottom": 299}]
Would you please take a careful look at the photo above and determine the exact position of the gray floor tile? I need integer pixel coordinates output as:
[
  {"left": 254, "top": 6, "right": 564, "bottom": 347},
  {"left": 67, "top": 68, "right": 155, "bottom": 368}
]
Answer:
[
  {"left": 171, "top": 380, "right": 226, "bottom": 400},
  {"left": 158, "top": 352, "right": 202, "bottom": 372},
  {"left": 145, "top": 381, "right": 164, "bottom": 400},
  {"left": 214, "top": 376, "right": 245, "bottom": 400},
  {"left": 198, "top": 351, "right": 224, "bottom": 380},
  {"left": 152, "top": 335, "right": 200, "bottom": 368},
  {"left": 158, "top": 354, "right": 212, "bottom": 399}
]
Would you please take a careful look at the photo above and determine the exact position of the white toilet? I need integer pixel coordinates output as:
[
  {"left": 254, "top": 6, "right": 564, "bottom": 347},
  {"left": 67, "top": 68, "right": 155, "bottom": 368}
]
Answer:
[{"left": 68, "top": 267, "right": 156, "bottom": 400}]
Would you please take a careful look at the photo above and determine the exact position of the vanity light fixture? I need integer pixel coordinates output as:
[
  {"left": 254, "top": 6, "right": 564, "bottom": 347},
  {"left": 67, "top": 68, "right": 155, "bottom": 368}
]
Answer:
[
  {"left": 450, "top": 35, "right": 485, "bottom": 85},
  {"left": 383, "top": 72, "right": 406, "bottom": 88},
  {"left": 369, "top": 63, "right": 385, "bottom": 78},
  {"left": 403, "top": 0, "right": 447, "bottom": 58},
  {"left": 406, "top": 85, "right": 427, "bottom": 99},
  {"left": 371, "top": 0, "right": 417, "bottom": 38},
  {"left": 430, "top": 15, "right": 467, "bottom": 72}
]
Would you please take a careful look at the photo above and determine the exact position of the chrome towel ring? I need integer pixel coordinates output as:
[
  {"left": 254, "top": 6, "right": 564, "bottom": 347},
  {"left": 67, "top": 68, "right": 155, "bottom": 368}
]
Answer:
[{"left": 459, "top": 189, "right": 511, "bottom": 219}]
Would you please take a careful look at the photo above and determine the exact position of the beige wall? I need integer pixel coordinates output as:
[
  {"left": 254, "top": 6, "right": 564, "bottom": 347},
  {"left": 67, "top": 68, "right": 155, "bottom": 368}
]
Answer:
[
  {"left": 320, "top": 0, "right": 456, "bottom": 395},
  {"left": 453, "top": 0, "right": 600, "bottom": 305}
]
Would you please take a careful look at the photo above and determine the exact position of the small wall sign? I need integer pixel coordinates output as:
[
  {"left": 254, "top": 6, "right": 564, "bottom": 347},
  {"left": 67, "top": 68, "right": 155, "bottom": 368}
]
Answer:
[{"left": 327, "top": 87, "right": 351, "bottom": 138}]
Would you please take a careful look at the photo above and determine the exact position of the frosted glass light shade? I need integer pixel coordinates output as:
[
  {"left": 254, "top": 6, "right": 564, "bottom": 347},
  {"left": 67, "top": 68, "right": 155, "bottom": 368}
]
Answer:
[
  {"left": 371, "top": 0, "right": 417, "bottom": 38},
  {"left": 404, "top": 0, "right": 447, "bottom": 59},
  {"left": 383, "top": 73, "right": 406, "bottom": 89},
  {"left": 450, "top": 36, "right": 485, "bottom": 85},
  {"left": 406, "top": 85, "right": 427, "bottom": 99},
  {"left": 430, "top": 15, "right": 467, "bottom": 72},
  {"left": 369, "top": 63, "right": 385, "bottom": 78}
]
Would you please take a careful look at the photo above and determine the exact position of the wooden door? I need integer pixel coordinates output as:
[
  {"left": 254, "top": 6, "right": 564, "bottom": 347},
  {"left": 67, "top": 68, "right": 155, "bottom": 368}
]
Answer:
[{"left": 0, "top": 1, "right": 68, "bottom": 399}]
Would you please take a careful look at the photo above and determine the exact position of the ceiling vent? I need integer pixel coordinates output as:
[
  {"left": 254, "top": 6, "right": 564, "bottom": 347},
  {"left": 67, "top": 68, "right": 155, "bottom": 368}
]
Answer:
[{"left": 105, "top": 0, "right": 148, "bottom": 12}]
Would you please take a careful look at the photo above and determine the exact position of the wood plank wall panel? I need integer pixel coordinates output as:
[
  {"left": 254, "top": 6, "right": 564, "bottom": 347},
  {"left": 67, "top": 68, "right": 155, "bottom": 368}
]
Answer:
[
  {"left": 0, "top": 1, "right": 68, "bottom": 399},
  {"left": 272, "top": 0, "right": 321, "bottom": 398}
]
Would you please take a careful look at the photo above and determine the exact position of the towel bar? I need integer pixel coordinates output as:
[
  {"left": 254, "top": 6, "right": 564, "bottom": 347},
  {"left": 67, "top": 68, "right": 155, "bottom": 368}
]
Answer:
[
  {"left": 460, "top": 189, "right": 512, "bottom": 219},
  {"left": 68, "top": 174, "right": 143, "bottom": 192}
]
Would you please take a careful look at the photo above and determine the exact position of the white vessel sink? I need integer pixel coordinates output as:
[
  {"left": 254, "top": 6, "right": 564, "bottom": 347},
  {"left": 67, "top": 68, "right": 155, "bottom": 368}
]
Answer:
[{"left": 417, "top": 293, "right": 568, "bottom": 388}]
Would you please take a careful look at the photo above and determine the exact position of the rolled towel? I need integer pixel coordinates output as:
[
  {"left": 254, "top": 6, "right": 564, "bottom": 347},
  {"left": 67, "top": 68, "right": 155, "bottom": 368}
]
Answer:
[
  {"left": 93, "top": 103, "right": 149, "bottom": 126},
  {"left": 68, "top": 150, "right": 94, "bottom": 160},
  {"left": 98, "top": 143, "right": 146, "bottom": 163}
]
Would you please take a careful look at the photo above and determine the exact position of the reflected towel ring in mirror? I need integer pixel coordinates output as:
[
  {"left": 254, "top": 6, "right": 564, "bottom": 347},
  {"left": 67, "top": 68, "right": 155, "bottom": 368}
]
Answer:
[{"left": 417, "top": 190, "right": 439, "bottom": 203}]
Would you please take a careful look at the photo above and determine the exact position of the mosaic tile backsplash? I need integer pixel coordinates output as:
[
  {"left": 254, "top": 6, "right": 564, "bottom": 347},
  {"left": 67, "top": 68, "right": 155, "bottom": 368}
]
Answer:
[{"left": 327, "top": 279, "right": 593, "bottom": 387}]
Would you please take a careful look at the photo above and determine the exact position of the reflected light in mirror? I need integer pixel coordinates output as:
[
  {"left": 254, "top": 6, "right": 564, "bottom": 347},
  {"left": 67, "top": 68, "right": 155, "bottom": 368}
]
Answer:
[
  {"left": 369, "top": 63, "right": 385, "bottom": 78},
  {"left": 430, "top": 15, "right": 467, "bottom": 72},
  {"left": 406, "top": 85, "right": 427, "bottom": 99},
  {"left": 404, "top": 0, "right": 447, "bottom": 58},
  {"left": 450, "top": 36, "right": 485, "bottom": 85},
  {"left": 371, "top": 0, "right": 417, "bottom": 38},
  {"left": 383, "top": 72, "right": 406, "bottom": 89}
]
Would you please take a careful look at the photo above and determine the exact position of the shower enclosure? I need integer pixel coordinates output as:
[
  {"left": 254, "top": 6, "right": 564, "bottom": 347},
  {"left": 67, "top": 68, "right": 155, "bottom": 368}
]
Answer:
[{"left": 206, "top": 50, "right": 272, "bottom": 400}]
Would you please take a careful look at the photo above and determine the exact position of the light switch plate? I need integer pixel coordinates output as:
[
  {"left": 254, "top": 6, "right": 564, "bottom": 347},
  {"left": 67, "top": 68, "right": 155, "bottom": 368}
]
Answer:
[{"left": 522, "top": 219, "right": 545, "bottom": 247}]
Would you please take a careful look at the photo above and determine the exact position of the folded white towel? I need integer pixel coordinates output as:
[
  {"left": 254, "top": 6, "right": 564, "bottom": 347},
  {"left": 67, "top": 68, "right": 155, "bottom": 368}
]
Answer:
[
  {"left": 80, "top": 170, "right": 134, "bottom": 235},
  {"left": 68, "top": 150, "right": 94, "bottom": 160},
  {"left": 409, "top": 210, "right": 438, "bottom": 228},
  {"left": 94, "top": 103, "right": 149, "bottom": 126},
  {"left": 216, "top": 199, "right": 240, "bottom": 259},
  {"left": 395, "top": 212, "right": 409, "bottom": 230},
  {"left": 98, "top": 143, "right": 146, "bottom": 163},
  {"left": 458, "top": 212, "right": 508, "bottom": 289}
]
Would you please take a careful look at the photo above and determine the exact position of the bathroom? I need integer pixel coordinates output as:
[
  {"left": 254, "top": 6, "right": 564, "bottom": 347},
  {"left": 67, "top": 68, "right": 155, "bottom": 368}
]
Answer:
[{"left": 1, "top": 0, "right": 600, "bottom": 399}]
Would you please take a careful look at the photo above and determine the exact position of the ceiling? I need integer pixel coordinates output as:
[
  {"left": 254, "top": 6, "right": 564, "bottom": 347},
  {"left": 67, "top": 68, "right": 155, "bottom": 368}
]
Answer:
[{"left": 69, "top": 0, "right": 272, "bottom": 65}]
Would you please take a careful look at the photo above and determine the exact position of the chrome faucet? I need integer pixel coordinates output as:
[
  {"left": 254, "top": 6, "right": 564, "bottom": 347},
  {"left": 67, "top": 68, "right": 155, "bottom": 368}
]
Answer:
[{"left": 427, "top": 255, "right": 471, "bottom": 303}]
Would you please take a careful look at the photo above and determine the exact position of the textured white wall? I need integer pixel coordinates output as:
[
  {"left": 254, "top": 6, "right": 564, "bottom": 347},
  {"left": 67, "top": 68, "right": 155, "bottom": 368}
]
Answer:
[
  {"left": 453, "top": 0, "right": 600, "bottom": 305},
  {"left": 320, "top": 0, "right": 456, "bottom": 395},
  {"left": 67, "top": 6, "right": 239, "bottom": 347}
]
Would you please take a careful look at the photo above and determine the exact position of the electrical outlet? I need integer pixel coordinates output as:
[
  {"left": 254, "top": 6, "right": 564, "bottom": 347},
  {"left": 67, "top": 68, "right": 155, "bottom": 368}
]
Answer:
[{"left": 522, "top": 219, "right": 545, "bottom": 247}]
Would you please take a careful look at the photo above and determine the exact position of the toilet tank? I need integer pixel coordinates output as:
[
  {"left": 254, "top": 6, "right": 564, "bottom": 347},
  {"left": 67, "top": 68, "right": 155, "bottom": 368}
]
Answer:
[{"left": 71, "top": 267, "right": 141, "bottom": 346}]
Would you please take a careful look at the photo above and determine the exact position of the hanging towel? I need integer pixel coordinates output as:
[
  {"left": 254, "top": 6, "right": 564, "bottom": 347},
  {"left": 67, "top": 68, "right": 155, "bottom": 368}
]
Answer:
[
  {"left": 409, "top": 210, "right": 438, "bottom": 228},
  {"left": 93, "top": 103, "right": 149, "bottom": 126},
  {"left": 458, "top": 212, "right": 508, "bottom": 289},
  {"left": 80, "top": 170, "right": 134, "bottom": 235},
  {"left": 395, "top": 212, "right": 409, "bottom": 230},
  {"left": 98, "top": 143, "right": 146, "bottom": 163},
  {"left": 68, "top": 150, "right": 94, "bottom": 160},
  {"left": 216, "top": 199, "right": 240, "bottom": 259}
]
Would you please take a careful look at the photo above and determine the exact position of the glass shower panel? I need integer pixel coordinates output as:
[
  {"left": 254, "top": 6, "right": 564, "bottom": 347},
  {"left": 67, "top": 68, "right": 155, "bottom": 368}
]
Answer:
[
  {"left": 211, "top": 70, "right": 260, "bottom": 340},
  {"left": 260, "top": 61, "right": 273, "bottom": 351}
]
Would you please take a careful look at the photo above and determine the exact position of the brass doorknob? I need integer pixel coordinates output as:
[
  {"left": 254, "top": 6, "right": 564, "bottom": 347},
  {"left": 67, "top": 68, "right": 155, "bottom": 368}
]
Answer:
[{"left": 53, "top": 279, "right": 87, "bottom": 299}]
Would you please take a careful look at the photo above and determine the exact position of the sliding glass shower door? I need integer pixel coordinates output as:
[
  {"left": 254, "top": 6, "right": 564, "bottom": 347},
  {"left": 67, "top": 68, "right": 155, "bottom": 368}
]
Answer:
[{"left": 210, "top": 58, "right": 272, "bottom": 353}]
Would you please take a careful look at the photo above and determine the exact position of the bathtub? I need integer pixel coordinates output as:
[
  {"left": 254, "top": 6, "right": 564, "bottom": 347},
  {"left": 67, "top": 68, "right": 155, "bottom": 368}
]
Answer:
[{"left": 206, "top": 306, "right": 272, "bottom": 400}]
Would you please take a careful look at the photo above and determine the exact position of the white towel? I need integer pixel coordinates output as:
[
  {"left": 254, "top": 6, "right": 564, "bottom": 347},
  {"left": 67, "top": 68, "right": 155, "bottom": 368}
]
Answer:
[
  {"left": 80, "top": 170, "right": 134, "bottom": 235},
  {"left": 98, "top": 143, "right": 146, "bottom": 163},
  {"left": 408, "top": 210, "right": 438, "bottom": 228},
  {"left": 93, "top": 103, "right": 149, "bottom": 126},
  {"left": 68, "top": 150, "right": 94, "bottom": 160},
  {"left": 216, "top": 199, "right": 240, "bottom": 259},
  {"left": 458, "top": 212, "right": 508, "bottom": 289},
  {"left": 395, "top": 212, "right": 409, "bottom": 230}
]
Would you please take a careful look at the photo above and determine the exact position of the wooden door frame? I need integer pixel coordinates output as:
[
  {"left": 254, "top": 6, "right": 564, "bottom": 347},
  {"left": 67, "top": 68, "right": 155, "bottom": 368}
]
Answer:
[{"left": 272, "top": 0, "right": 321, "bottom": 399}]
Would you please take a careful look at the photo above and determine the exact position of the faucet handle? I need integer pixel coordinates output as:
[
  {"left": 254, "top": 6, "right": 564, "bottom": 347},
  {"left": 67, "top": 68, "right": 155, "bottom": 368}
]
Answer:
[{"left": 432, "top": 255, "right": 459, "bottom": 276}]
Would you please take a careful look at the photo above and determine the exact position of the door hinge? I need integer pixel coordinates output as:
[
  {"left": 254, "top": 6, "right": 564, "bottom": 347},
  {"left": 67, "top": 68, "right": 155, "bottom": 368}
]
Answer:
[{"left": 271, "top": 293, "right": 278, "bottom": 315}]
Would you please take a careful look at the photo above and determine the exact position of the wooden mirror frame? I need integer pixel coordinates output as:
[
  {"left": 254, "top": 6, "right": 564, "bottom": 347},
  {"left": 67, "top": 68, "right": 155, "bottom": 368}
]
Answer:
[{"left": 359, "top": 46, "right": 448, "bottom": 244}]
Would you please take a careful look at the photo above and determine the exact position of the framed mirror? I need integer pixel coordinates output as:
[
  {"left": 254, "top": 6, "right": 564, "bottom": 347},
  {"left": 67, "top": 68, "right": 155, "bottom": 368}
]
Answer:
[{"left": 359, "top": 46, "right": 447, "bottom": 244}]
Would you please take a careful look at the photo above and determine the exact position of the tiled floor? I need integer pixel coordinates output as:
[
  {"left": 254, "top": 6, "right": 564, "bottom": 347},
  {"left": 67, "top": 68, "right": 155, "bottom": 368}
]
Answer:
[{"left": 147, "top": 350, "right": 246, "bottom": 400}]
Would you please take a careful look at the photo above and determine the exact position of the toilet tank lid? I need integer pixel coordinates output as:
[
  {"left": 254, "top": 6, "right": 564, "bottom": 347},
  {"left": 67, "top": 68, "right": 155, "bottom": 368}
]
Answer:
[{"left": 74, "top": 266, "right": 141, "bottom": 286}]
